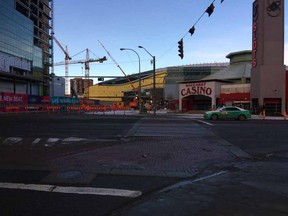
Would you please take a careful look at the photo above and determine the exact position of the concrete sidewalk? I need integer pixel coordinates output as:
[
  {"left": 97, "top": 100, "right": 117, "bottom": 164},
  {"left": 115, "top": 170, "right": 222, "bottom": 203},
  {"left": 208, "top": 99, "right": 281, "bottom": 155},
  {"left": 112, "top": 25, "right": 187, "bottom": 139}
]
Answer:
[{"left": 116, "top": 158, "right": 288, "bottom": 216}]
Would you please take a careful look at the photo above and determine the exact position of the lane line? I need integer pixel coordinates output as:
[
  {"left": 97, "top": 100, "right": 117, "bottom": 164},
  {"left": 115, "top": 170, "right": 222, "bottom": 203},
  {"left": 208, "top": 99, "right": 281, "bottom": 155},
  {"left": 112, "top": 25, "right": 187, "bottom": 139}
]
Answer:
[
  {"left": 0, "top": 182, "right": 142, "bottom": 198},
  {"left": 194, "top": 120, "right": 214, "bottom": 126},
  {"left": 192, "top": 170, "right": 228, "bottom": 182},
  {"left": 159, "top": 170, "right": 228, "bottom": 193}
]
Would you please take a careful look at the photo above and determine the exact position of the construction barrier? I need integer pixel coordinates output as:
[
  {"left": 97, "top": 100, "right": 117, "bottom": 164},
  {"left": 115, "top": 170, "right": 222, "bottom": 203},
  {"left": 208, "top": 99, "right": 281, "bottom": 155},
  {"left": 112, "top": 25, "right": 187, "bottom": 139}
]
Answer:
[
  {"left": 25, "top": 106, "right": 40, "bottom": 111},
  {"left": 67, "top": 106, "right": 82, "bottom": 114},
  {"left": 45, "top": 106, "right": 61, "bottom": 114},
  {"left": 0, "top": 103, "right": 130, "bottom": 115},
  {"left": 4, "top": 106, "right": 20, "bottom": 113}
]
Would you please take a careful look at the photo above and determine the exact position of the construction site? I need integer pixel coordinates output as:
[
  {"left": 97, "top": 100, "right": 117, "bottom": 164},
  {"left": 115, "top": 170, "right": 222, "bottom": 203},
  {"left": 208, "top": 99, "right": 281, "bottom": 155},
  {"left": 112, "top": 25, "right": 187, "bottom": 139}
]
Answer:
[{"left": 1, "top": 1, "right": 287, "bottom": 115}]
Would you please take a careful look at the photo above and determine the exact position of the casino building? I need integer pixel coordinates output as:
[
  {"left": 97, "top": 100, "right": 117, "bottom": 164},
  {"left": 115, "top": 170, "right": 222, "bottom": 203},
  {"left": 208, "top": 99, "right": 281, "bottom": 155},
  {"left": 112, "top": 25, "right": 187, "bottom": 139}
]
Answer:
[
  {"left": 87, "top": 0, "right": 287, "bottom": 115},
  {"left": 180, "top": 0, "right": 287, "bottom": 115},
  {"left": 179, "top": 51, "right": 253, "bottom": 112},
  {"left": 88, "top": 48, "right": 287, "bottom": 115}
]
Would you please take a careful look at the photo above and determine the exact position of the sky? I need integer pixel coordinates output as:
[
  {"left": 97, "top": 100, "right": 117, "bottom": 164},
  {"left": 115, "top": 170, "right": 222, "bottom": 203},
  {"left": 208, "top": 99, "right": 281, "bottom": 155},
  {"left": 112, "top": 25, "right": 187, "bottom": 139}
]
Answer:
[{"left": 53, "top": 0, "right": 288, "bottom": 84}]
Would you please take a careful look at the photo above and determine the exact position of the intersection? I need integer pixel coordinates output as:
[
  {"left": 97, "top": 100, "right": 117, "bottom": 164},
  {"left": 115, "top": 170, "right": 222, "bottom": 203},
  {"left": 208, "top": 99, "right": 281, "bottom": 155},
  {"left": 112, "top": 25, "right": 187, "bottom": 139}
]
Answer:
[{"left": 0, "top": 112, "right": 288, "bottom": 215}]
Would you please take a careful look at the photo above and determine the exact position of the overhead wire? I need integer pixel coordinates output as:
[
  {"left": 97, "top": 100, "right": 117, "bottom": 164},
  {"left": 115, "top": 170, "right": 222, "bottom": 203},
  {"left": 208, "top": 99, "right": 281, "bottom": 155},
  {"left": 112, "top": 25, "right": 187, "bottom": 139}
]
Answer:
[{"left": 158, "top": 0, "right": 224, "bottom": 61}]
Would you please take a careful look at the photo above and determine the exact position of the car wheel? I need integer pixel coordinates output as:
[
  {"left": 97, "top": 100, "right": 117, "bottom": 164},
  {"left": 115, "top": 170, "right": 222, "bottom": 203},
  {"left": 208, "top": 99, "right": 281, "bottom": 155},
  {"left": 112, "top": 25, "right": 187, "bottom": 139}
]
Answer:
[
  {"left": 238, "top": 114, "right": 246, "bottom": 120},
  {"left": 211, "top": 114, "right": 218, "bottom": 120}
]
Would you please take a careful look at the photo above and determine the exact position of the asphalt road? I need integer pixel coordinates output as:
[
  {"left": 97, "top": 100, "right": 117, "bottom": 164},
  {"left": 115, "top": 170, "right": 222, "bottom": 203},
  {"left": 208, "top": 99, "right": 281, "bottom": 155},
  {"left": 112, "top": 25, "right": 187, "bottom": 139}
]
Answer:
[
  {"left": 0, "top": 113, "right": 140, "bottom": 166},
  {"left": 198, "top": 118, "right": 288, "bottom": 157},
  {"left": 0, "top": 112, "right": 139, "bottom": 139},
  {"left": 0, "top": 113, "right": 183, "bottom": 216},
  {"left": 0, "top": 113, "right": 288, "bottom": 216}
]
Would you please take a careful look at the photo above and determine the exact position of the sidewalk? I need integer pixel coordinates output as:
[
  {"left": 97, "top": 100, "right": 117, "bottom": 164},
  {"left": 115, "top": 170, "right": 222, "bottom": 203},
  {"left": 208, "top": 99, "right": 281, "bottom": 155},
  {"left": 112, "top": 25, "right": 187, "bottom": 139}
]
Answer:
[{"left": 116, "top": 157, "right": 288, "bottom": 216}]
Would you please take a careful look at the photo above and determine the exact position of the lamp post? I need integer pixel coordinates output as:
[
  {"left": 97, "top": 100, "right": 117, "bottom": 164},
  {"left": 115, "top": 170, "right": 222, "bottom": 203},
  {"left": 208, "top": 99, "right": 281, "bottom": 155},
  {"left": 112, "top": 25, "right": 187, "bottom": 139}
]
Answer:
[
  {"left": 138, "top": 46, "right": 156, "bottom": 115},
  {"left": 120, "top": 48, "right": 142, "bottom": 113}
]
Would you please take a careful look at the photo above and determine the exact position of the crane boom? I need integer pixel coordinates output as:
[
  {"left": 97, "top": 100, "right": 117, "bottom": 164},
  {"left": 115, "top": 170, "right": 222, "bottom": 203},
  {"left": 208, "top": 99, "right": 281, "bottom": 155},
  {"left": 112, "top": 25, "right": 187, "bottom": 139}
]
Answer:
[
  {"left": 52, "top": 35, "right": 71, "bottom": 61},
  {"left": 52, "top": 34, "right": 71, "bottom": 95},
  {"left": 54, "top": 56, "right": 107, "bottom": 66},
  {"left": 98, "top": 40, "right": 136, "bottom": 91}
]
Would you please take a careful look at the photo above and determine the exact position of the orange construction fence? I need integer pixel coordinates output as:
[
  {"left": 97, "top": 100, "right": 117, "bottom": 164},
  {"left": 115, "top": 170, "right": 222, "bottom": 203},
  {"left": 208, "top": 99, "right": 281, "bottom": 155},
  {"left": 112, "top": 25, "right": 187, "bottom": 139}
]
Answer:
[{"left": 0, "top": 104, "right": 130, "bottom": 114}]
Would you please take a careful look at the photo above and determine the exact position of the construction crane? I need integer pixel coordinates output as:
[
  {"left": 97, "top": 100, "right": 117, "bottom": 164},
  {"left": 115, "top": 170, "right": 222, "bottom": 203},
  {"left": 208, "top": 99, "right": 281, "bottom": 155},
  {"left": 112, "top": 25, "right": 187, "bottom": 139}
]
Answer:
[
  {"left": 98, "top": 41, "right": 136, "bottom": 90},
  {"left": 52, "top": 34, "right": 72, "bottom": 95},
  {"left": 54, "top": 48, "right": 107, "bottom": 94},
  {"left": 98, "top": 41, "right": 139, "bottom": 108}
]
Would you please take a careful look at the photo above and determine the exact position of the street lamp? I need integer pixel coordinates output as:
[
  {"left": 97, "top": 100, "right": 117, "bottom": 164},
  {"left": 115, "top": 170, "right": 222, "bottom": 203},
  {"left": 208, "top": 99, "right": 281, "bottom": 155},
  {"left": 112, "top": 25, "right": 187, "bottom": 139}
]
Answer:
[
  {"left": 138, "top": 46, "right": 156, "bottom": 115},
  {"left": 120, "top": 48, "right": 142, "bottom": 113}
]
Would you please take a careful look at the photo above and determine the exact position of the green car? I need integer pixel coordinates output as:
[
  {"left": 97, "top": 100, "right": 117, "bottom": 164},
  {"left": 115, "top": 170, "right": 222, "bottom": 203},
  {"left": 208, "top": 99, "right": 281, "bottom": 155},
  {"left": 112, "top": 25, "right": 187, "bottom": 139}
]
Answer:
[{"left": 204, "top": 106, "right": 251, "bottom": 120}]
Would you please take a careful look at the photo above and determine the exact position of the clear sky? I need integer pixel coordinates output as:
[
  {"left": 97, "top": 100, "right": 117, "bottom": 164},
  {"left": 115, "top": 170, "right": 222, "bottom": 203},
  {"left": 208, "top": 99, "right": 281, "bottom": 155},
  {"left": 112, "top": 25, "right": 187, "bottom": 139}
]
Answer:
[{"left": 53, "top": 0, "right": 288, "bottom": 83}]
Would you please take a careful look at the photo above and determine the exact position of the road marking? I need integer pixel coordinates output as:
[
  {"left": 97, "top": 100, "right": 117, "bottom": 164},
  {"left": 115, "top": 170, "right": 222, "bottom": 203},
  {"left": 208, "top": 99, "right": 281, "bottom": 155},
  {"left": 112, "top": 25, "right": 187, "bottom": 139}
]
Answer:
[
  {"left": 32, "top": 138, "right": 41, "bottom": 145},
  {"left": 62, "top": 137, "right": 89, "bottom": 142},
  {"left": 160, "top": 170, "right": 228, "bottom": 193},
  {"left": 3, "top": 137, "right": 22, "bottom": 145},
  {"left": 47, "top": 138, "right": 60, "bottom": 143},
  {"left": 192, "top": 170, "right": 228, "bottom": 182},
  {"left": 194, "top": 120, "right": 213, "bottom": 126},
  {"left": 45, "top": 138, "right": 60, "bottom": 147},
  {"left": 0, "top": 182, "right": 142, "bottom": 198}
]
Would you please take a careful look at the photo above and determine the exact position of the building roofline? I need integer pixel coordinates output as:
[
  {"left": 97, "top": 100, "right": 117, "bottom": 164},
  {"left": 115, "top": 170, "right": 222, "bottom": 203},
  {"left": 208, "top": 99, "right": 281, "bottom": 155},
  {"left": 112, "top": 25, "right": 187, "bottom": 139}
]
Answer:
[
  {"left": 179, "top": 79, "right": 232, "bottom": 84},
  {"left": 226, "top": 50, "right": 252, "bottom": 59}
]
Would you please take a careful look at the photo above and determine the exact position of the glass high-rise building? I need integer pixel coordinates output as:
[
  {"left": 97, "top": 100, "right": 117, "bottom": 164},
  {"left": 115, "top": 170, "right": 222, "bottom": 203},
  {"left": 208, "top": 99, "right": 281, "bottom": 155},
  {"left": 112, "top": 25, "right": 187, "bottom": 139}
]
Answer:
[{"left": 0, "top": 0, "right": 53, "bottom": 96}]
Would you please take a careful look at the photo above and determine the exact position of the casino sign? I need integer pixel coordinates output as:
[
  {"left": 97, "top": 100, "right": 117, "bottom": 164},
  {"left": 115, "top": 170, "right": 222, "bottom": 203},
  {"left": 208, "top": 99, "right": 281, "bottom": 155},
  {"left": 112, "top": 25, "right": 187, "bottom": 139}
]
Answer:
[
  {"left": 180, "top": 82, "right": 213, "bottom": 97},
  {"left": 179, "top": 80, "right": 224, "bottom": 111}
]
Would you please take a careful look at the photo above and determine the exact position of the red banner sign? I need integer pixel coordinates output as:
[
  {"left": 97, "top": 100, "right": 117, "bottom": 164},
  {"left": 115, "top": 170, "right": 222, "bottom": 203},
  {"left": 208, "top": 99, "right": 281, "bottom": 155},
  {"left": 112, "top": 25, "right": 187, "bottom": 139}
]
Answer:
[{"left": 0, "top": 92, "right": 28, "bottom": 104}]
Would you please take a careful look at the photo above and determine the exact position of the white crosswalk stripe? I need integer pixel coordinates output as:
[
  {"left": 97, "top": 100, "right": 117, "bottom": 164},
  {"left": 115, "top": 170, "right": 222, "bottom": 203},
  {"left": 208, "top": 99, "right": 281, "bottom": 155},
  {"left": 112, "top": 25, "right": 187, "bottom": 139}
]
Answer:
[
  {"left": 2, "top": 137, "right": 22, "bottom": 145},
  {"left": 32, "top": 138, "right": 41, "bottom": 145},
  {"left": 0, "top": 182, "right": 142, "bottom": 198},
  {"left": 0, "top": 137, "right": 118, "bottom": 147}
]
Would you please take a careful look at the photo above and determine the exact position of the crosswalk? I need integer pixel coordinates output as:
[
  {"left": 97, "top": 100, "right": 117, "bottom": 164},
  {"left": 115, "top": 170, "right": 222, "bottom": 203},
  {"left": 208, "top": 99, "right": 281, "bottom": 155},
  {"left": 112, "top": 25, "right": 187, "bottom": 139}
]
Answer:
[
  {"left": 127, "top": 117, "right": 211, "bottom": 137},
  {"left": 0, "top": 182, "right": 142, "bottom": 198},
  {"left": 0, "top": 136, "right": 117, "bottom": 147}
]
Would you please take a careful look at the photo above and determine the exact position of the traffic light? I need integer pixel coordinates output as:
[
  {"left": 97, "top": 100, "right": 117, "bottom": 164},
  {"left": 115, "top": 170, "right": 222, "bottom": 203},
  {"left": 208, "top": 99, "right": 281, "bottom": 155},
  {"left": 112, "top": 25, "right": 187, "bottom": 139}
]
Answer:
[
  {"left": 189, "top": 26, "right": 196, "bottom": 36},
  {"left": 206, "top": 3, "right": 215, "bottom": 17},
  {"left": 178, "top": 39, "right": 184, "bottom": 59}
]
